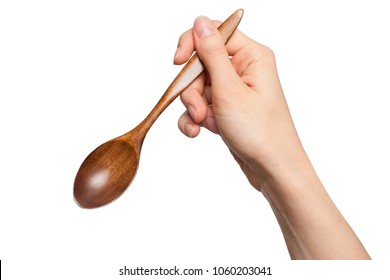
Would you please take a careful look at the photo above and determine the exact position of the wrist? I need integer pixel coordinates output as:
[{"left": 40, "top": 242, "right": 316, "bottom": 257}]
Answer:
[
  {"left": 249, "top": 137, "right": 316, "bottom": 197},
  {"left": 258, "top": 154, "right": 370, "bottom": 259}
]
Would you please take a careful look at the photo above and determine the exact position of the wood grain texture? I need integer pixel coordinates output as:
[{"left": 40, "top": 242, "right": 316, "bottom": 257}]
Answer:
[{"left": 74, "top": 9, "right": 244, "bottom": 209}]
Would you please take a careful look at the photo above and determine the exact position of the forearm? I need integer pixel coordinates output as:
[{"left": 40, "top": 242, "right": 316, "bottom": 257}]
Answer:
[
  {"left": 261, "top": 155, "right": 370, "bottom": 260},
  {"left": 174, "top": 14, "right": 370, "bottom": 259}
]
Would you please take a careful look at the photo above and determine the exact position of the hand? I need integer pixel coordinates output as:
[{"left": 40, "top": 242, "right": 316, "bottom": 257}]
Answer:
[
  {"left": 174, "top": 16, "right": 370, "bottom": 260},
  {"left": 174, "top": 16, "right": 306, "bottom": 192}
]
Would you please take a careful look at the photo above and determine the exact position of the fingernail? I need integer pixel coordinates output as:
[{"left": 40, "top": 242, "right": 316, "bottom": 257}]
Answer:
[
  {"left": 185, "top": 123, "right": 196, "bottom": 138},
  {"left": 187, "top": 105, "right": 197, "bottom": 121},
  {"left": 194, "top": 16, "right": 217, "bottom": 38},
  {"left": 173, "top": 45, "right": 181, "bottom": 63}
]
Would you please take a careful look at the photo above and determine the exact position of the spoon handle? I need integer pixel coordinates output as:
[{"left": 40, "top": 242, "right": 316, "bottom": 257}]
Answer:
[{"left": 134, "top": 9, "right": 244, "bottom": 137}]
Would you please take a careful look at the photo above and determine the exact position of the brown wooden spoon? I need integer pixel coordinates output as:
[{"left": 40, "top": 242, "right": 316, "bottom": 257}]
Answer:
[{"left": 74, "top": 9, "right": 244, "bottom": 209}]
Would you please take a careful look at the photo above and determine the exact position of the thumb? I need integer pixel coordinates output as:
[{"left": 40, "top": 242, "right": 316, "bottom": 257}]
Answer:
[{"left": 193, "top": 16, "right": 240, "bottom": 86}]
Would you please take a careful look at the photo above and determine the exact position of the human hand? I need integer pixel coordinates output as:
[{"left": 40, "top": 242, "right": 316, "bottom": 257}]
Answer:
[
  {"left": 174, "top": 15, "right": 370, "bottom": 260},
  {"left": 174, "top": 16, "right": 307, "bottom": 193}
]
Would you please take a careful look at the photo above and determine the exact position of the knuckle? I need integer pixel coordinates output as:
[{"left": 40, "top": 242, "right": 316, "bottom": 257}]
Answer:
[
  {"left": 258, "top": 45, "right": 276, "bottom": 63},
  {"left": 262, "top": 46, "right": 276, "bottom": 60}
]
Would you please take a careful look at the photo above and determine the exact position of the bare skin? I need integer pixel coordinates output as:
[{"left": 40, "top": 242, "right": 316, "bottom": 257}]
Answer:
[{"left": 174, "top": 16, "right": 370, "bottom": 260}]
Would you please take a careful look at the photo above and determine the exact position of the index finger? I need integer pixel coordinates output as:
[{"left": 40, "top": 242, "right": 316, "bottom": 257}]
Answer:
[{"left": 174, "top": 21, "right": 221, "bottom": 65}]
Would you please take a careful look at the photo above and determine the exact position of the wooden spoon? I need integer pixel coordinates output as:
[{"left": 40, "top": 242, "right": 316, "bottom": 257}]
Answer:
[{"left": 74, "top": 9, "right": 244, "bottom": 209}]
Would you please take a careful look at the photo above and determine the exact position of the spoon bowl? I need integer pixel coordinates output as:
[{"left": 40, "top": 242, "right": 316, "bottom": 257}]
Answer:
[
  {"left": 74, "top": 138, "right": 141, "bottom": 208},
  {"left": 74, "top": 9, "right": 244, "bottom": 208}
]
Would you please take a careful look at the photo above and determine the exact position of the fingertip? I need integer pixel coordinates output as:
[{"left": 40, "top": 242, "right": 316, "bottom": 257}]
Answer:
[
  {"left": 173, "top": 45, "right": 182, "bottom": 64},
  {"left": 173, "top": 44, "right": 195, "bottom": 65},
  {"left": 178, "top": 111, "right": 200, "bottom": 138},
  {"left": 173, "top": 30, "right": 195, "bottom": 65},
  {"left": 181, "top": 98, "right": 208, "bottom": 125},
  {"left": 185, "top": 123, "right": 200, "bottom": 138},
  {"left": 194, "top": 16, "right": 218, "bottom": 38}
]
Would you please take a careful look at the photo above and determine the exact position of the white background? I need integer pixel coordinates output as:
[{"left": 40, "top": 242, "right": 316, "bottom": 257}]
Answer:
[{"left": 1, "top": 0, "right": 389, "bottom": 279}]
